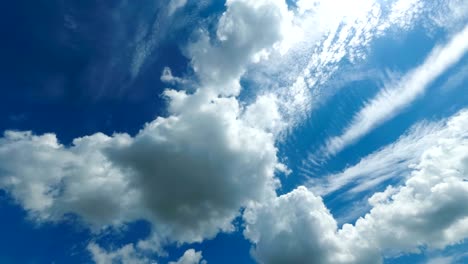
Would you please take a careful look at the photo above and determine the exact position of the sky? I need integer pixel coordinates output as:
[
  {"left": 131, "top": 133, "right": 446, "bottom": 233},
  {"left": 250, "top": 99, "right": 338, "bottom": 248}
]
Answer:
[{"left": 0, "top": 0, "right": 468, "bottom": 263}]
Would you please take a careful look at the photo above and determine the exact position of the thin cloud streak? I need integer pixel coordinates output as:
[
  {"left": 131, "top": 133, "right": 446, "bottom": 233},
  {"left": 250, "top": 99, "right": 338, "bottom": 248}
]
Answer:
[{"left": 323, "top": 24, "right": 468, "bottom": 157}]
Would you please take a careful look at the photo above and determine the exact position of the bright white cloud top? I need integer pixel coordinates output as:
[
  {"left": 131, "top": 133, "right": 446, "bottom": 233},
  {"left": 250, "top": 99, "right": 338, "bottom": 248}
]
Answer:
[{"left": 0, "top": 0, "right": 467, "bottom": 263}]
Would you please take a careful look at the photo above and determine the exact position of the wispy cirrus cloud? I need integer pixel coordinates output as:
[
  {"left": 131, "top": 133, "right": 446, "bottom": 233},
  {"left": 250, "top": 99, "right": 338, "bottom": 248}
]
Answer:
[
  {"left": 307, "top": 119, "right": 444, "bottom": 197},
  {"left": 247, "top": 0, "right": 428, "bottom": 130},
  {"left": 321, "top": 24, "right": 468, "bottom": 158},
  {"left": 306, "top": 106, "right": 468, "bottom": 198}
]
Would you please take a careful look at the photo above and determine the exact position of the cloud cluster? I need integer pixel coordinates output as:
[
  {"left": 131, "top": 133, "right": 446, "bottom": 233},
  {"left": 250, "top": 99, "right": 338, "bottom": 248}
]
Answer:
[
  {"left": 0, "top": 0, "right": 292, "bottom": 258},
  {"left": 245, "top": 109, "right": 468, "bottom": 263}
]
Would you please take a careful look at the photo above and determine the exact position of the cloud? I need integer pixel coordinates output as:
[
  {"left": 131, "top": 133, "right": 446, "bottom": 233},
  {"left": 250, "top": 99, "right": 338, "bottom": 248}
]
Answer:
[
  {"left": 245, "top": 109, "right": 468, "bottom": 263},
  {"left": 160, "top": 67, "right": 186, "bottom": 85},
  {"left": 106, "top": 95, "right": 280, "bottom": 242},
  {"left": 307, "top": 117, "right": 447, "bottom": 197},
  {"left": 428, "top": 0, "right": 468, "bottom": 32},
  {"left": 168, "top": 249, "right": 206, "bottom": 264},
  {"left": 88, "top": 242, "right": 151, "bottom": 264},
  {"left": 425, "top": 256, "right": 453, "bottom": 264},
  {"left": 0, "top": 131, "right": 140, "bottom": 226},
  {"left": 187, "top": 0, "right": 293, "bottom": 96},
  {"left": 0, "top": 0, "right": 293, "bottom": 260},
  {"left": 244, "top": 186, "right": 380, "bottom": 264},
  {"left": 252, "top": 0, "right": 427, "bottom": 129},
  {"left": 247, "top": 0, "right": 466, "bottom": 134},
  {"left": 168, "top": 0, "right": 188, "bottom": 16},
  {"left": 322, "top": 24, "right": 468, "bottom": 157}
]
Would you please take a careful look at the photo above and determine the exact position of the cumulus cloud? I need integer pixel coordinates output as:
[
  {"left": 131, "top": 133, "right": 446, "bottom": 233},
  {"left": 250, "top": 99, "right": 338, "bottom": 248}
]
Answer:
[
  {"left": 188, "top": 0, "right": 293, "bottom": 96},
  {"left": 0, "top": 131, "right": 139, "bottom": 226},
  {"left": 168, "top": 249, "right": 206, "bottom": 264},
  {"left": 107, "top": 96, "right": 279, "bottom": 242},
  {"left": 245, "top": 109, "right": 468, "bottom": 263},
  {"left": 88, "top": 242, "right": 151, "bottom": 264},
  {"left": 244, "top": 186, "right": 380, "bottom": 264},
  {"left": 0, "top": 98, "right": 280, "bottom": 241},
  {"left": 0, "top": 1, "right": 293, "bottom": 260},
  {"left": 352, "top": 110, "right": 468, "bottom": 252}
]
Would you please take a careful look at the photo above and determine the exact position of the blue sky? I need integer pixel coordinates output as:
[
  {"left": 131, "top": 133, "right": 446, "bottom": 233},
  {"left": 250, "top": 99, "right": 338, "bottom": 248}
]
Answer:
[{"left": 0, "top": 0, "right": 468, "bottom": 263}]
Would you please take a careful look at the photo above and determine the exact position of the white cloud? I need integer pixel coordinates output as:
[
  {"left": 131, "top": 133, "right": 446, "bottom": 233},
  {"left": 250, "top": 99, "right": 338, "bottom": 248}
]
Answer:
[
  {"left": 0, "top": 131, "right": 140, "bottom": 226},
  {"left": 160, "top": 67, "right": 186, "bottom": 85},
  {"left": 106, "top": 95, "right": 280, "bottom": 242},
  {"left": 252, "top": 0, "right": 427, "bottom": 129},
  {"left": 308, "top": 118, "right": 446, "bottom": 196},
  {"left": 168, "top": 249, "right": 206, "bottom": 264},
  {"left": 187, "top": 0, "right": 294, "bottom": 96},
  {"left": 425, "top": 256, "right": 453, "bottom": 264},
  {"left": 323, "top": 24, "right": 468, "bottom": 157},
  {"left": 244, "top": 186, "right": 380, "bottom": 264},
  {"left": 377, "top": 0, "right": 424, "bottom": 33},
  {"left": 428, "top": 0, "right": 468, "bottom": 32},
  {"left": 88, "top": 242, "right": 151, "bottom": 264},
  {"left": 247, "top": 0, "right": 466, "bottom": 134},
  {"left": 352, "top": 111, "right": 468, "bottom": 253},
  {"left": 168, "top": 0, "right": 188, "bottom": 16},
  {"left": 0, "top": 0, "right": 293, "bottom": 260},
  {"left": 245, "top": 109, "right": 468, "bottom": 263},
  {"left": 439, "top": 63, "right": 468, "bottom": 92},
  {"left": 425, "top": 252, "right": 468, "bottom": 264}
]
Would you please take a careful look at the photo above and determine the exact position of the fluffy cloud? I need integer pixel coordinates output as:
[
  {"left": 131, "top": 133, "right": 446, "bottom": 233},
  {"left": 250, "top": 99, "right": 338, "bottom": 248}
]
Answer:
[
  {"left": 353, "top": 110, "right": 468, "bottom": 252},
  {"left": 88, "top": 244, "right": 205, "bottom": 264},
  {"left": 88, "top": 242, "right": 151, "bottom": 264},
  {"left": 0, "top": 131, "right": 139, "bottom": 226},
  {"left": 0, "top": 0, "right": 291, "bottom": 257},
  {"left": 0, "top": 57, "right": 281, "bottom": 246},
  {"left": 244, "top": 186, "right": 380, "bottom": 264},
  {"left": 188, "top": 0, "right": 293, "bottom": 96},
  {"left": 243, "top": 187, "right": 359, "bottom": 264},
  {"left": 245, "top": 109, "right": 468, "bottom": 263},
  {"left": 168, "top": 249, "right": 206, "bottom": 264},
  {"left": 106, "top": 95, "right": 279, "bottom": 242}
]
